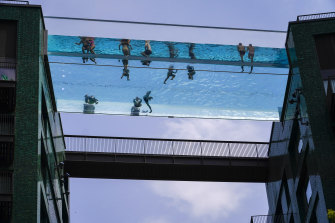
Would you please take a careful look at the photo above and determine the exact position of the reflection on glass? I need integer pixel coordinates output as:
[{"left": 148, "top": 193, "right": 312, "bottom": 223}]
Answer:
[
  {"left": 164, "top": 65, "right": 177, "bottom": 84},
  {"left": 49, "top": 55, "right": 288, "bottom": 120}
]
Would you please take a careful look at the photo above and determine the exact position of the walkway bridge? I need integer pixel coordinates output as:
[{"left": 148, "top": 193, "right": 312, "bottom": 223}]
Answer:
[{"left": 64, "top": 135, "right": 269, "bottom": 182}]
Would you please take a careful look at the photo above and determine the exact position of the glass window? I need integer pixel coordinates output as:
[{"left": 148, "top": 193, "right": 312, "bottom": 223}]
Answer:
[
  {"left": 0, "top": 20, "right": 17, "bottom": 59},
  {"left": 306, "top": 179, "right": 312, "bottom": 204},
  {"left": 298, "top": 139, "right": 303, "bottom": 153}
]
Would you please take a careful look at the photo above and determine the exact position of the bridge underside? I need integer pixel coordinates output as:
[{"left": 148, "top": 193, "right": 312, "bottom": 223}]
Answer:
[{"left": 65, "top": 152, "right": 269, "bottom": 182}]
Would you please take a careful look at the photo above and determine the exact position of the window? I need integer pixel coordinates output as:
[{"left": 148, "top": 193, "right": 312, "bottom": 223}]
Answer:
[
  {"left": 314, "top": 33, "right": 335, "bottom": 71},
  {"left": 0, "top": 20, "right": 17, "bottom": 59}
]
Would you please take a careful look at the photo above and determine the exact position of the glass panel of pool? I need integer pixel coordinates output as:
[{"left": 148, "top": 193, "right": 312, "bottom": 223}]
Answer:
[{"left": 48, "top": 35, "right": 288, "bottom": 120}]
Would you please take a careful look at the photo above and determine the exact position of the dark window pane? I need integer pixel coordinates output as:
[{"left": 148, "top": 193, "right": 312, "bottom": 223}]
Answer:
[
  {"left": 0, "top": 20, "right": 17, "bottom": 59},
  {"left": 315, "top": 33, "right": 335, "bottom": 70}
]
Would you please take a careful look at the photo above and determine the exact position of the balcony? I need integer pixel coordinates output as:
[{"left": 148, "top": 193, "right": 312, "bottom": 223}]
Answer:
[
  {"left": 0, "top": 201, "right": 12, "bottom": 223},
  {"left": 0, "top": 114, "right": 14, "bottom": 136},
  {"left": 0, "top": 141, "right": 14, "bottom": 167},
  {"left": 250, "top": 214, "right": 285, "bottom": 223}
]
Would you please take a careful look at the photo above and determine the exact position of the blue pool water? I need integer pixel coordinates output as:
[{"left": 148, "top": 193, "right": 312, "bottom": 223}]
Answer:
[
  {"left": 48, "top": 35, "right": 288, "bottom": 67},
  {"left": 49, "top": 60, "right": 288, "bottom": 120}
]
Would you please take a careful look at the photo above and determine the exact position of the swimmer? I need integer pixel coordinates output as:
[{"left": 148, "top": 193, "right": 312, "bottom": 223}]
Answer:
[
  {"left": 247, "top": 44, "right": 255, "bottom": 73},
  {"left": 164, "top": 65, "right": 177, "bottom": 84},
  {"left": 143, "top": 91, "right": 153, "bottom": 113},
  {"left": 247, "top": 44, "right": 255, "bottom": 62},
  {"left": 189, "top": 43, "right": 196, "bottom": 59},
  {"left": 119, "top": 39, "right": 132, "bottom": 56},
  {"left": 187, "top": 65, "right": 196, "bottom": 80},
  {"left": 133, "top": 97, "right": 142, "bottom": 107},
  {"left": 76, "top": 37, "right": 96, "bottom": 64},
  {"left": 167, "top": 42, "right": 178, "bottom": 58},
  {"left": 237, "top": 43, "right": 246, "bottom": 72},
  {"left": 121, "top": 67, "right": 130, "bottom": 80},
  {"left": 141, "top": 40, "right": 152, "bottom": 57}
]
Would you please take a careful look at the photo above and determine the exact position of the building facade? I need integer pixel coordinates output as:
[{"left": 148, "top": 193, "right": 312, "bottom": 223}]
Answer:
[
  {"left": 266, "top": 14, "right": 335, "bottom": 223},
  {"left": 0, "top": 3, "right": 69, "bottom": 223}
]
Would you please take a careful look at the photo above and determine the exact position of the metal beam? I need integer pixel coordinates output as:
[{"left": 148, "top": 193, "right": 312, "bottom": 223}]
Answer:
[{"left": 65, "top": 151, "right": 269, "bottom": 182}]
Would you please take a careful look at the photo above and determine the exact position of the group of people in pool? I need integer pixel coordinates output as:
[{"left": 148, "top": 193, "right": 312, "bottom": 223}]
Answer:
[{"left": 237, "top": 43, "right": 255, "bottom": 73}]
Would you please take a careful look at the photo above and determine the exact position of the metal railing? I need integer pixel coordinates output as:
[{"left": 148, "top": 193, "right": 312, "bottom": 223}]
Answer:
[
  {"left": 0, "top": 114, "right": 14, "bottom": 136},
  {"left": 0, "top": 142, "right": 14, "bottom": 166},
  {"left": 297, "top": 12, "right": 335, "bottom": 21},
  {"left": 0, "top": 58, "right": 17, "bottom": 82},
  {"left": 0, "top": 171, "right": 12, "bottom": 195},
  {"left": 0, "top": 0, "right": 29, "bottom": 5},
  {"left": 0, "top": 201, "right": 12, "bottom": 223},
  {"left": 65, "top": 135, "right": 269, "bottom": 158},
  {"left": 250, "top": 214, "right": 285, "bottom": 223}
]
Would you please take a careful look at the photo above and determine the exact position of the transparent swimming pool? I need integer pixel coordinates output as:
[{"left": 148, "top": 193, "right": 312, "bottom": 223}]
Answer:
[{"left": 48, "top": 35, "right": 288, "bottom": 120}]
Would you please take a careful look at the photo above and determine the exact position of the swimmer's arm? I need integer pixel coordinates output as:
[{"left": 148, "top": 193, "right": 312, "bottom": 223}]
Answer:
[{"left": 75, "top": 40, "right": 83, "bottom": 45}]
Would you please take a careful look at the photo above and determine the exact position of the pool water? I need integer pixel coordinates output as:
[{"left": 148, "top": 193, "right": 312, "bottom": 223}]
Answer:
[
  {"left": 48, "top": 35, "right": 288, "bottom": 67},
  {"left": 49, "top": 56, "right": 288, "bottom": 120}
]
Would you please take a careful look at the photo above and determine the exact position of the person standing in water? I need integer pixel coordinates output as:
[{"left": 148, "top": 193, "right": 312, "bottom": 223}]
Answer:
[
  {"left": 119, "top": 39, "right": 132, "bottom": 56},
  {"left": 141, "top": 40, "right": 152, "bottom": 66},
  {"left": 166, "top": 42, "right": 178, "bottom": 58},
  {"left": 247, "top": 44, "right": 255, "bottom": 73},
  {"left": 164, "top": 65, "right": 178, "bottom": 84},
  {"left": 189, "top": 43, "right": 196, "bottom": 59},
  {"left": 237, "top": 43, "right": 246, "bottom": 72},
  {"left": 143, "top": 91, "right": 153, "bottom": 113},
  {"left": 141, "top": 40, "right": 152, "bottom": 57},
  {"left": 76, "top": 37, "right": 96, "bottom": 64}
]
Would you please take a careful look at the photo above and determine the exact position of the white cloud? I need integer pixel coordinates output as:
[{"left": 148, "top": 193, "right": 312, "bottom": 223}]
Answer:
[
  {"left": 162, "top": 119, "right": 271, "bottom": 142},
  {"left": 149, "top": 181, "right": 250, "bottom": 222},
  {"left": 142, "top": 217, "right": 171, "bottom": 223}
]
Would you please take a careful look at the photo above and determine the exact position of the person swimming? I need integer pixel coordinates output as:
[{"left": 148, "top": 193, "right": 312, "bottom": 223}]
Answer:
[
  {"left": 120, "top": 59, "right": 130, "bottom": 80},
  {"left": 84, "top": 94, "right": 99, "bottom": 104},
  {"left": 121, "top": 67, "right": 130, "bottom": 80},
  {"left": 143, "top": 91, "right": 153, "bottom": 113},
  {"left": 76, "top": 37, "right": 96, "bottom": 64},
  {"left": 119, "top": 39, "right": 132, "bottom": 56},
  {"left": 167, "top": 42, "right": 178, "bottom": 58},
  {"left": 189, "top": 43, "right": 196, "bottom": 59},
  {"left": 187, "top": 65, "right": 196, "bottom": 80},
  {"left": 141, "top": 40, "right": 152, "bottom": 57},
  {"left": 237, "top": 43, "right": 246, "bottom": 72},
  {"left": 164, "top": 65, "right": 177, "bottom": 84},
  {"left": 247, "top": 44, "right": 255, "bottom": 73},
  {"left": 133, "top": 97, "right": 142, "bottom": 108}
]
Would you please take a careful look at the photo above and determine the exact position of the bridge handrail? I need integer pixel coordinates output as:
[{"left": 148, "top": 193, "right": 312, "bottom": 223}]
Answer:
[{"left": 64, "top": 135, "right": 269, "bottom": 158}]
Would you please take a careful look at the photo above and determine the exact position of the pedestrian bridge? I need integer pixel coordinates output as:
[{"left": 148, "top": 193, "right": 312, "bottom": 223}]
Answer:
[{"left": 64, "top": 135, "right": 269, "bottom": 182}]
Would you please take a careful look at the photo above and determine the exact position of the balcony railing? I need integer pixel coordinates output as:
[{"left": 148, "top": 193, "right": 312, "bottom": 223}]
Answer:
[
  {"left": 0, "top": 171, "right": 12, "bottom": 195},
  {"left": 65, "top": 135, "right": 269, "bottom": 158},
  {"left": 0, "top": 81, "right": 16, "bottom": 113},
  {"left": 250, "top": 214, "right": 285, "bottom": 223},
  {"left": 0, "top": 142, "right": 14, "bottom": 166},
  {"left": 0, "top": 115, "right": 14, "bottom": 136},
  {"left": 0, "top": 58, "right": 16, "bottom": 82},
  {"left": 0, "top": 201, "right": 12, "bottom": 223},
  {"left": 0, "top": 0, "right": 29, "bottom": 5},
  {"left": 297, "top": 12, "right": 335, "bottom": 22}
]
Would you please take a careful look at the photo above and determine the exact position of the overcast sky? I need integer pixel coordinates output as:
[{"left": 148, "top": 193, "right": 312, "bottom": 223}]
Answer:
[{"left": 28, "top": 0, "right": 335, "bottom": 222}]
